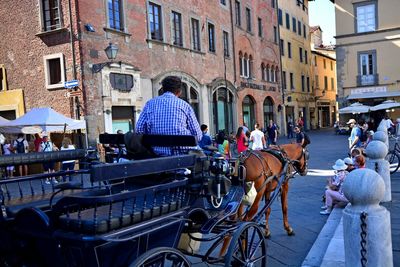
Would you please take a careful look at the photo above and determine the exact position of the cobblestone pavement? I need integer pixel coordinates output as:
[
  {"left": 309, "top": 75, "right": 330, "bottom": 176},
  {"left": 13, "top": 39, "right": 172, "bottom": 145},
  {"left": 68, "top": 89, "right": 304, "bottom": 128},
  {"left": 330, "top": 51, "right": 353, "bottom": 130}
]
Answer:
[{"left": 266, "top": 128, "right": 349, "bottom": 266}]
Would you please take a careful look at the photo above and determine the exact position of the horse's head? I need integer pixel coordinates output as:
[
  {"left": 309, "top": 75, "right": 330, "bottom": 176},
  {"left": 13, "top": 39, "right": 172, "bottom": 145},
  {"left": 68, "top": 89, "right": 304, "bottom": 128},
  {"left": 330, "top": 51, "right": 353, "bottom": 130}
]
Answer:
[{"left": 281, "top": 144, "right": 308, "bottom": 176}]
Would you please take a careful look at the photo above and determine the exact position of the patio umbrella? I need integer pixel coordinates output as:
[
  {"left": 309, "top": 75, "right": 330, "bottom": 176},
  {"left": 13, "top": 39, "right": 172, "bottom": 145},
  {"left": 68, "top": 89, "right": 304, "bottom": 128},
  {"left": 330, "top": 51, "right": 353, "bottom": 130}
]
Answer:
[
  {"left": 339, "top": 102, "right": 371, "bottom": 114},
  {"left": 370, "top": 100, "right": 400, "bottom": 111},
  {"left": 0, "top": 116, "right": 9, "bottom": 126}
]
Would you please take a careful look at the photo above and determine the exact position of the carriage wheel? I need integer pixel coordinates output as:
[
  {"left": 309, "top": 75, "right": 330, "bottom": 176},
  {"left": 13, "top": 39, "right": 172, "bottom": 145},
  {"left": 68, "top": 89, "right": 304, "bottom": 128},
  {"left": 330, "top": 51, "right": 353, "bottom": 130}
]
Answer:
[
  {"left": 129, "top": 247, "right": 190, "bottom": 267},
  {"left": 385, "top": 151, "right": 400, "bottom": 174},
  {"left": 225, "top": 222, "right": 267, "bottom": 267}
]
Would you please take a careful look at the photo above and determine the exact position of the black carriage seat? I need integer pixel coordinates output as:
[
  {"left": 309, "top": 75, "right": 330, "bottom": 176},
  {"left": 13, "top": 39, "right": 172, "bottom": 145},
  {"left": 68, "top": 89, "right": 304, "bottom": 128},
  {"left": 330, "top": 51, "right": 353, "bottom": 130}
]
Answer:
[{"left": 53, "top": 179, "right": 188, "bottom": 235}]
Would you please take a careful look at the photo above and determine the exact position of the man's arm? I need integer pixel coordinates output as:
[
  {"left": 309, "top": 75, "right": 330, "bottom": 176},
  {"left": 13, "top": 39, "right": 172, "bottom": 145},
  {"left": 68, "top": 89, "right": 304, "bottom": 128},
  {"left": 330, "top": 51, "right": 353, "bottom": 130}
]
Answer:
[
  {"left": 135, "top": 104, "right": 148, "bottom": 134},
  {"left": 186, "top": 107, "right": 202, "bottom": 141}
]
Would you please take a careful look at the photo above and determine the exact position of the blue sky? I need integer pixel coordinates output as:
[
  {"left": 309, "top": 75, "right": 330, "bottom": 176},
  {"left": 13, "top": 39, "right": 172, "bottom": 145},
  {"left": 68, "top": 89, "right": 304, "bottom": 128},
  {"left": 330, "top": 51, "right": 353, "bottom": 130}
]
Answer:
[{"left": 309, "top": 0, "right": 336, "bottom": 45}]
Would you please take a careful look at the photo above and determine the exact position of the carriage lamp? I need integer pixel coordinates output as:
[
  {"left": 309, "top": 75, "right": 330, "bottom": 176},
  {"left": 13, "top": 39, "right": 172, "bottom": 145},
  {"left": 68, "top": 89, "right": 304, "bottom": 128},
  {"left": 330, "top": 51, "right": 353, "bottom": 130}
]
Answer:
[{"left": 92, "top": 43, "right": 119, "bottom": 73}]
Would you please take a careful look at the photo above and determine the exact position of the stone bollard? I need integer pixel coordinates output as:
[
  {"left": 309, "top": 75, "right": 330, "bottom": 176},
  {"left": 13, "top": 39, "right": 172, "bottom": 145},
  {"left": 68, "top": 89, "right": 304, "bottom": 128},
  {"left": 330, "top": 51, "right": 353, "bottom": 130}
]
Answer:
[
  {"left": 377, "top": 120, "right": 389, "bottom": 148},
  {"left": 342, "top": 168, "right": 393, "bottom": 267},
  {"left": 365, "top": 134, "right": 391, "bottom": 202}
]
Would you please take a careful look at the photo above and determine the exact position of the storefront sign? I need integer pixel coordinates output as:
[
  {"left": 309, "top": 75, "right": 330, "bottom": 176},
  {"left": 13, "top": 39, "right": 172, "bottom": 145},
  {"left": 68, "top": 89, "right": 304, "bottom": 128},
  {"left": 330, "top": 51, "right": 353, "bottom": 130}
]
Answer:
[
  {"left": 240, "top": 82, "right": 276, "bottom": 92},
  {"left": 350, "top": 86, "right": 387, "bottom": 95}
]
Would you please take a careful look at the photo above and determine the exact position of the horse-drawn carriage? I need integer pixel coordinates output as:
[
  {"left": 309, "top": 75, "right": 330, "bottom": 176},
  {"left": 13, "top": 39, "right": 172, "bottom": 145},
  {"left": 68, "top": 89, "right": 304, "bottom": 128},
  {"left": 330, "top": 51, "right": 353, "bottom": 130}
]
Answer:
[{"left": 0, "top": 134, "right": 308, "bottom": 266}]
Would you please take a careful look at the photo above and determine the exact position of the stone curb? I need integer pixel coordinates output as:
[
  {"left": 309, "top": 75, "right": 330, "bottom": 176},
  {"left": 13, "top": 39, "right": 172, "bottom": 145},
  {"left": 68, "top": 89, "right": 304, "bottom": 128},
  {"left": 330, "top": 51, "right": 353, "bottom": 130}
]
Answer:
[{"left": 301, "top": 208, "right": 343, "bottom": 267}]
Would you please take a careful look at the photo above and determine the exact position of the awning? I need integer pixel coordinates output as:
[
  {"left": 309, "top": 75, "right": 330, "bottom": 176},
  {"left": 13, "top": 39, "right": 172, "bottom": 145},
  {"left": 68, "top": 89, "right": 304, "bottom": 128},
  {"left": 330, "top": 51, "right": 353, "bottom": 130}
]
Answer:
[
  {"left": 339, "top": 102, "right": 371, "bottom": 114},
  {"left": 347, "top": 91, "right": 400, "bottom": 100},
  {"left": 370, "top": 100, "right": 400, "bottom": 111}
]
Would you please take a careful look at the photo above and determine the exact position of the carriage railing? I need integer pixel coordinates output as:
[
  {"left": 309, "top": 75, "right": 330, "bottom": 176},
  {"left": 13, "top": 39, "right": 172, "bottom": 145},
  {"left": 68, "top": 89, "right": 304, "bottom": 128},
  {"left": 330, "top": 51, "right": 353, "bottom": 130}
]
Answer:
[{"left": 52, "top": 179, "right": 189, "bottom": 235}]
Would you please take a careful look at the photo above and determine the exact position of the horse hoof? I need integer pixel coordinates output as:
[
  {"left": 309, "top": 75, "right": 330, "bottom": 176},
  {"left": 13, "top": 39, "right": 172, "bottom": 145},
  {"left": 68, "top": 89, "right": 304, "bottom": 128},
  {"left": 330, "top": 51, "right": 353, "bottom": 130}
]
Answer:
[
  {"left": 287, "top": 228, "right": 295, "bottom": 236},
  {"left": 265, "top": 231, "right": 271, "bottom": 239}
]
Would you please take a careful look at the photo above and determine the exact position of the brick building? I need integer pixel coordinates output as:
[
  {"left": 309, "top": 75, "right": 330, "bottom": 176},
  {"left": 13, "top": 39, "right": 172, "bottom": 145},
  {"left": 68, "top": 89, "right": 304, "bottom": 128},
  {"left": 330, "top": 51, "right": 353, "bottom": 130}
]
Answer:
[{"left": 0, "top": 0, "right": 281, "bottom": 143}]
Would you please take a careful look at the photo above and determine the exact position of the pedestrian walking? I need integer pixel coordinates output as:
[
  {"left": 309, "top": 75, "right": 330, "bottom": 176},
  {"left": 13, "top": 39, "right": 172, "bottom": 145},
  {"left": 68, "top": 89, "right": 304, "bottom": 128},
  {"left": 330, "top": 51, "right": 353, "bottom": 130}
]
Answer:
[
  {"left": 287, "top": 117, "right": 294, "bottom": 139},
  {"left": 39, "top": 133, "right": 58, "bottom": 184},
  {"left": 13, "top": 133, "right": 29, "bottom": 176},
  {"left": 250, "top": 123, "right": 266, "bottom": 150},
  {"left": 236, "top": 127, "right": 248, "bottom": 154},
  {"left": 3, "top": 140, "right": 15, "bottom": 178},
  {"left": 347, "top": 119, "right": 362, "bottom": 150},
  {"left": 60, "top": 137, "right": 76, "bottom": 182},
  {"left": 266, "top": 120, "right": 278, "bottom": 146}
]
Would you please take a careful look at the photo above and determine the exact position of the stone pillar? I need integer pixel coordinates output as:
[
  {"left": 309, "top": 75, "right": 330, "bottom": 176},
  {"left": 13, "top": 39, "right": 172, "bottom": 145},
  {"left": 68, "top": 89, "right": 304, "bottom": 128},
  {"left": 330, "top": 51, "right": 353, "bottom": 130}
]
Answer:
[
  {"left": 365, "top": 133, "right": 391, "bottom": 202},
  {"left": 377, "top": 120, "right": 389, "bottom": 148},
  {"left": 342, "top": 169, "right": 393, "bottom": 267}
]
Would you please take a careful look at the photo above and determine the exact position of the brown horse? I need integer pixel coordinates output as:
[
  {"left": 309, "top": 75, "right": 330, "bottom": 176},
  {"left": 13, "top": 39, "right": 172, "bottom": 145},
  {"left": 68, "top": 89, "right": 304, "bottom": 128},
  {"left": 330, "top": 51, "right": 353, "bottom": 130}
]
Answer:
[{"left": 237, "top": 143, "right": 308, "bottom": 238}]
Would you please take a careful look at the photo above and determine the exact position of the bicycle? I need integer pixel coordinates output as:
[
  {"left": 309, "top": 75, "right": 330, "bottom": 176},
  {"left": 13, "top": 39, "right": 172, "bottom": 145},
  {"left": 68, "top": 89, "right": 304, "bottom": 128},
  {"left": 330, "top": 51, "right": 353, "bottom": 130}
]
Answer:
[{"left": 386, "top": 135, "right": 400, "bottom": 174}]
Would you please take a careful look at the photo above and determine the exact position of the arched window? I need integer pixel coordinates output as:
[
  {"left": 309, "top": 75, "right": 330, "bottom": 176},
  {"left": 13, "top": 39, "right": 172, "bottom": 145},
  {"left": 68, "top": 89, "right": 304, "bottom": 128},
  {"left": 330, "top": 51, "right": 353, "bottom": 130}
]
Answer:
[
  {"left": 263, "top": 97, "right": 274, "bottom": 129},
  {"left": 244, "top": 53, "right": 249, "bottom": 78},
  {"left": 261, "top": 63, "right": 265, "bottom": 81},
  {"left": 268, "top": 65, "right": 273, "bottom": 82},
  {"left": 271, "top": 65, "right": 276, "bottom": 83},
  {"left": 239, "top": 51, "right": 243, "bottom": 77},
  {"left": 249, "top": 55, "right": 253, "bottom": 79},
  {"left": 266, "top": 64, "right": 270, "bottom": 82},
  {"left": 275, "top": 67, "right": 279, "bottom": 83},
  {"left": 242, "top": 95, "right": 256, "bottom": 129},
  {"left": 213, "top": 87, "right": 234, "bottom": 133}
]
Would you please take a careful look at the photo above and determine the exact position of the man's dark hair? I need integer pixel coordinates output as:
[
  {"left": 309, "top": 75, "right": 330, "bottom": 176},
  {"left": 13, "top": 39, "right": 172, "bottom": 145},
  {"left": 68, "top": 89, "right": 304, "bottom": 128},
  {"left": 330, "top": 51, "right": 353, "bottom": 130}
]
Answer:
[
  {"left": 161, "top": 76, "right": 182, "bottom": 94},
  {"left": 201, "top": 124, "right": 208, "bottom": 132},
  {"left": 17, "top": 133, "right": 24, "bottom": 138}
]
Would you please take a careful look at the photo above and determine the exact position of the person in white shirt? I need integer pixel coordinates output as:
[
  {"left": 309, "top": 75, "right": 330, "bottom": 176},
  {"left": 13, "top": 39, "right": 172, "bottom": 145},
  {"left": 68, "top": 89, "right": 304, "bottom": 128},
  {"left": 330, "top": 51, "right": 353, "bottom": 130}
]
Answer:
[
  {"left": 3, "top": 140, "right": 15, "bottom": 178},
  {"left": 39, "top": 134, "right": 58, "bottom": 184},
  {"left": 384, "top": 116, "right": 394, "bottom": 134},
  {"left": 250, "top": 123, "right": 266, "bottom": 150},
  {"left": 61, "top": 137, "right": 76, "bottom": 181}
]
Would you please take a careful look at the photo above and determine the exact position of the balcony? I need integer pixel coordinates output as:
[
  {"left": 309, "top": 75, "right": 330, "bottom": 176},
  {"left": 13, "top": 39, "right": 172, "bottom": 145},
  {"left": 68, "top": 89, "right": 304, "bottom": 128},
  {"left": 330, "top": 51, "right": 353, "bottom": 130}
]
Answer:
[{"left": 357, "top": 74, "right": 379, "bottom": 86}]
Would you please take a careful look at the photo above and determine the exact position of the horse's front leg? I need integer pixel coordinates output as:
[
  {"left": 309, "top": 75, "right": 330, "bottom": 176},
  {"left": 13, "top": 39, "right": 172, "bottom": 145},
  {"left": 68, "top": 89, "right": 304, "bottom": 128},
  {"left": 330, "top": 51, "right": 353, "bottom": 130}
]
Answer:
[{"left": 281, "top": 181, "right": 294, "bottom": 235}]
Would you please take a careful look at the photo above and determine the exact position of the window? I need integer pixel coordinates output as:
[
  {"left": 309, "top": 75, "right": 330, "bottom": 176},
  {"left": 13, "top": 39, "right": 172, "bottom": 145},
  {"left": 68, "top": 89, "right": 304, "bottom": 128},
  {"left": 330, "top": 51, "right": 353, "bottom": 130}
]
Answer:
[
  {"left": 331, "top": 77, "right": 335, "bottom": 91},
  {"left": 285, "top": 13, "right": 290, "bottom": 30},
  {"left": 355, "top": 3, "right": 376, "bottom": 33},
  {"left": 299, "top": 47, "right": 303, "bottom": 63},
  {"left": 108, "top": 0, "right": 124, "bottom": 31},
  {"left": 110, "top": 73, "right": 134, "bottom": 92},
  {"left": 240, "top": 52, "right": 251, "bottom": 78},
  {"left": 282, "top": 71, "right": 287, "bottom": 89},
  {"left": 263, "top": 97, "right": 274, "bottom": 129},
  {"left": 289, "top": 72, "right": 294, "bottom": 90},
  {"left": 148, "top": 2, "right": 163, "bottom": 41},
  {"left": 191, "top": 18, "right": 200, "bottom": 51},
  {"left": 43, "top": 53, "right": 65, "bottom": 89},
  {"left": 305, "top": 50, "right": 308, "bottom": 64},
  {"left": 258, "top": 18, "right": 262, "bottom": 37},
  {"left": 275, "top": 67, "right": 279, "bottom": 83},
  {"left": 273, "top": 26, "right": 278, "bottom": 43},
  {"left": 172, "top": 11, "right": 183, "bottom": 46},
  {"left": 235, "top": 1, "right": 241, "bottom": 26},
  {"left": 298, "top": 21, "right": 301, "bottom": 35},
  {"left": 315, "top": 75, "right": 319, "bottom": 88},
  {"left": 213, "top": 88, "right": 234, "bottom": 133},
  {"left": 261, "top": 63, "right": 265, "bottom": 81},
  {"left": 41, "top": 0, "right": 62, "bottom": 31},
  {"left": 239, "top": 52, "right": 244, "bottom": 76},
  {"left": 181, "top": 84, "right": 200, "bottom": 119},
  {"left": 324, "top": 76, "right": 328, "bottom": 90},
  {"left": 249, "top": 55, "right": 253, "bottom": 78},
  {"left": 292, "top": 17, "right": 296, "bottom": 33},
  {"left": 358, "top": 51, "right": 376, "bottom": 85},
  {"left": 246, "top": 8, "right": 252, "bottom": 32},
  {"left": 323, "top": 58, "right": 326, "bottom": 69},
  {"left": 330, "top": 61, "right": 333, "bottom": 71},
  {"left": 301, "top": 75, "right": 305, "bottom": 91},
  {"left": 223, "top": 31, "right": 230, "bottom": 57},
  {"left": 288, "top": 42, "right": 292, "bottom": 58},
  {"left": 208, "top": 23, "right": 216, "bottom": 52},
  {"left": 307, "top": 76, "right": 310, "bottom": 92},
  {"left": 278, "top": 9, "right": 282, "bottom": 25},
  {"left": 0, "top": 65, "right": 7, "bottom": 91},
  {"left": 220, "top": 0, "right": 226, "bottom": 5},
  {"left": 271, "top": 0, "right": 275, "bottom": 9},
  {"left": 280, "top": 39, "right": 284, "bottom": 56},
  {"left": 303, "top": 24, "right": 306, "bottom": 38}
]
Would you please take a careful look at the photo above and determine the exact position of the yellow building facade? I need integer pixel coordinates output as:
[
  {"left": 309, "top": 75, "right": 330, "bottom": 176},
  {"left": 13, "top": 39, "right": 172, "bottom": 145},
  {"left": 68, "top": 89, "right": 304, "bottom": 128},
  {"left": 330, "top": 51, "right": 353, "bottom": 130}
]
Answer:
[
  {"left": 278, "top": 0, "right": 313, "bottom": 131},
  {"left": 0, "top": 64, "right": 25, "bottom": 119},
  {"left": 335, "top": 0, "right": 400, "bottom": 123},
  {"left": 310, "top": 26, "right": 337, "bottom": 129}
]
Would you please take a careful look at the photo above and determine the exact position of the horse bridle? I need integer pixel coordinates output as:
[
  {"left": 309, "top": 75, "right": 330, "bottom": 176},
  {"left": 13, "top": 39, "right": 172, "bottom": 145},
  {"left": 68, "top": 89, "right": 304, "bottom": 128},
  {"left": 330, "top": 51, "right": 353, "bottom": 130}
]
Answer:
[{"left": 288, "top": 147, "right": 309, "bottom": 175}]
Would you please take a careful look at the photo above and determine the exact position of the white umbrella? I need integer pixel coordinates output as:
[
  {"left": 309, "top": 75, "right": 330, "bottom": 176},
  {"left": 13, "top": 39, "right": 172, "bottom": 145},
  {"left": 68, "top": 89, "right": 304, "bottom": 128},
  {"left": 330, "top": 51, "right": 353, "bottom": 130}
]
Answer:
[
  {"left": 370, "top": 100, "right": 400, "bottom": 111},
  {"left": 339, "top": 102, "right": 371, "bottom": 114},
  {"left": 0, "top": 116, "right": 9, "bottom": 126}
]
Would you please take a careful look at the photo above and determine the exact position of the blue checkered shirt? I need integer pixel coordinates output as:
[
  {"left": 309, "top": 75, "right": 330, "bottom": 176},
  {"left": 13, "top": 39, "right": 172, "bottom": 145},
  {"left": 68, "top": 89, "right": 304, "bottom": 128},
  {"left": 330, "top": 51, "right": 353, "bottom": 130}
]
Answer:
[{"left": 136, "top": 92, "right": 202, "bottom": 156}]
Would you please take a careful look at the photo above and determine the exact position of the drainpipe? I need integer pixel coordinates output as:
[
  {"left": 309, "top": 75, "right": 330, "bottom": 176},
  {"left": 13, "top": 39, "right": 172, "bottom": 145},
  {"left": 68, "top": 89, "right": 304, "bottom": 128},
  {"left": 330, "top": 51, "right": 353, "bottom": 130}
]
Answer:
[
  {"left": 68, "top": 0, "right": 80, "bottom": 120},
  {"left": 275, "top": 0, "right": 286, "bottom": 134},
  {"left": 229, "top": 0, "right": 237, "bottom": 85}
]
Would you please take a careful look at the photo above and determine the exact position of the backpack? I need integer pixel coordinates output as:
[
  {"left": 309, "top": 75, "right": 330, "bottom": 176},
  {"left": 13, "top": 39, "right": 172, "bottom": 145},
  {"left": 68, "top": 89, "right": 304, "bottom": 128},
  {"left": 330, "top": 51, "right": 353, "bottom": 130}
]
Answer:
[
  {"left": 15, "top": 139, "right": 25, "bottom": 153},
  {"left": 303, "top": 133, "right": 311, "bottom": 146}
]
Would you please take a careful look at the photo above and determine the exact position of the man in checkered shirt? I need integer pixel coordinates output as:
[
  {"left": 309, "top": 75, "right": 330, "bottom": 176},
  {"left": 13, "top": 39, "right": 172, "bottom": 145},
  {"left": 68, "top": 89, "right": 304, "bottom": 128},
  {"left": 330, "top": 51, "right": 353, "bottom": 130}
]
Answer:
[{"left": 136, "top": 76, "right": 202, "bottom": 156}]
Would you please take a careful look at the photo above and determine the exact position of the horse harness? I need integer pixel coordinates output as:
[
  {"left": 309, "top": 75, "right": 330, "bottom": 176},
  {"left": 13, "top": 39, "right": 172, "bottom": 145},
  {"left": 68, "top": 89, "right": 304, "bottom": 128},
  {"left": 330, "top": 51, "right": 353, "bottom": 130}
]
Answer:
[{"left": 239, "top": 147, "right": 307, "bottom": 193}]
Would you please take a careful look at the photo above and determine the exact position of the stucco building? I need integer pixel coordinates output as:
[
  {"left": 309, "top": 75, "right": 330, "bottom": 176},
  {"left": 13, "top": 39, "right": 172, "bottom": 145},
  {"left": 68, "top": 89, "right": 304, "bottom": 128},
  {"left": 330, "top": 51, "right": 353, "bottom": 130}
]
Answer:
[
  {"left": 310, "top": 26, "right": 337, "bottom": 128},
  {"left": 0, "top": 0, "right": 282, "bottom": 143},
  {"left": 335, "top": 0, "right": 400, "bottom": 122},
  {"left": 278, "top": 0, "right": 313, "bottom": 132}
]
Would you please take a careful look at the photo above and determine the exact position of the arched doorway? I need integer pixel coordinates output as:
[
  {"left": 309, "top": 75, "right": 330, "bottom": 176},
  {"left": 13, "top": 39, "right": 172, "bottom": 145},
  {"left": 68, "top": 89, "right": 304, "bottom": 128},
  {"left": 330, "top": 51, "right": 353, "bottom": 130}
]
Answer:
[
  {"left": 158, "top": 83, "right": 199, "bottom": 120},
  {"left": 213, "top": 87, "right": 234, "bottom": 133},
  {"left": 263, "top": 97, "right": 274, "bottom": 129},
  {"left": 242, "top": 95, "right": 256, "bottom": 130}
]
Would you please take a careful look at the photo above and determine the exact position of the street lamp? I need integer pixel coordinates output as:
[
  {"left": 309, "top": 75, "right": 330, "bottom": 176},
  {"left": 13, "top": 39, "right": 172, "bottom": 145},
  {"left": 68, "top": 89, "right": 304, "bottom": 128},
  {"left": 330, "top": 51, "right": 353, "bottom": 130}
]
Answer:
[{"left": 92, "top": 43, "right": 119, "bottom": 73}]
